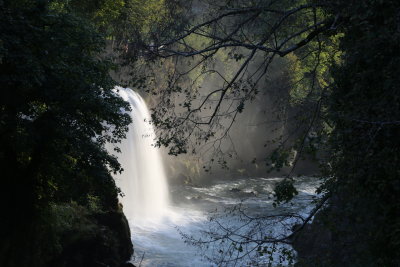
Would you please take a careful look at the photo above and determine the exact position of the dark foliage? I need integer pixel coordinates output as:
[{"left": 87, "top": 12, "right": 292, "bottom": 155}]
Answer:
[
  {"left": 0, "top": 1, "right": 132, "bottom": 266},
  {"left": 322, "top": 0, "right": 400, "bottom": 264}
]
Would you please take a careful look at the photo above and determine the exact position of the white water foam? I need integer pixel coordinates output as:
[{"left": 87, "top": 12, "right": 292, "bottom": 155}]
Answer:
[
  {"left": 108, "top": 88, "right": 320, "bottom": 266},
  {"left": 112, "top": 87, "right": 170, "bottom": 224}
]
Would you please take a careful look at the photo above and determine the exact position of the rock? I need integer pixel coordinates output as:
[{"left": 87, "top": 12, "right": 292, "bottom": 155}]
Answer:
[
  {"left": 291, "top": 218, "right": 333, "bottom": 266},
  {"left": 95, "top": 211, "right": 134, "bottom": 263},
  {"left": 291, "top": 196, "right": 358, "bottom": 266},
  {"left": 47, "top": 207, "right": 133, "bottom": 267},
  {"left": 190, "top": 195, "right": 202, "bottom": 200}
]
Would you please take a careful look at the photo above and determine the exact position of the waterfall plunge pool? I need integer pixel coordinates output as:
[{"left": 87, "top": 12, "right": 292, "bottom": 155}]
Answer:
[
  {"left": 110, "top": 87, "right": 320, "bottom": 266},
  {"left": 128, "top": 177, "right": 320, "bottom": 267}
]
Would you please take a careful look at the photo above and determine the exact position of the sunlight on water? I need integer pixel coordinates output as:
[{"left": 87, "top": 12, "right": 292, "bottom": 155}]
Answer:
[
  {"left": 112, "top": 87, "right": 170, "bottom": 223},
  {"left": 109, "top": 87, "right": 320, "bottom": 266}
]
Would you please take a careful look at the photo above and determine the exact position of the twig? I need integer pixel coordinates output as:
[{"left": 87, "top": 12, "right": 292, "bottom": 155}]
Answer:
[{"left": 139, "top": 252, "right": 145, "bottom": 267}]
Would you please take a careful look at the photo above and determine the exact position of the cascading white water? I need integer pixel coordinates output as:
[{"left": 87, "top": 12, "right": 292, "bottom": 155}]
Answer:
[
  {"left": 106, "top": 87, "right": 319, "bottom": 266},
  {"left": 112, "top": 87, "right": 170, "bottom": 223}
]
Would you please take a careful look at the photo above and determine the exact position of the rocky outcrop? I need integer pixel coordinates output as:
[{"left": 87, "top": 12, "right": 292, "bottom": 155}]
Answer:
[
  {"left": 292, "top": 197, "right": 367, "bottom": 267},
  {"left": 291, "top": 211, "right": 334, "bottom": 266},
  {"left": 47, "top": 206, "right": 134, "bottom": 267}
]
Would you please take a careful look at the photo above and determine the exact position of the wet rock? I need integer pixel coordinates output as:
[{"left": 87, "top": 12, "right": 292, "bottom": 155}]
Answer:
[{"left": 190, "top": 195, "right": 202, "bottom": 200}]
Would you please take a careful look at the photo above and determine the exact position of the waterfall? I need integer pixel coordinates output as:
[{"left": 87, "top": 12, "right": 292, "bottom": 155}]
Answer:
[{"left": 112, "top": 87, "right": 170, "bottom": 223}]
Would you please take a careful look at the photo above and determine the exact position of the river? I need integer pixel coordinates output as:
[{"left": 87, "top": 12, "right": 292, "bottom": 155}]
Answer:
[{"left": 128, "top": 176, "right": 320, "bottom": 267}]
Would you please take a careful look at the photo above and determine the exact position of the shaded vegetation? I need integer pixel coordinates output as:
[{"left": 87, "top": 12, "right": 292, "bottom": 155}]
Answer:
[
  {"left": 321, "top": 0, "right": 400, "bottom": 264},
  {"left": 0, "top": 1, "right": 132, "bottom": 266}
]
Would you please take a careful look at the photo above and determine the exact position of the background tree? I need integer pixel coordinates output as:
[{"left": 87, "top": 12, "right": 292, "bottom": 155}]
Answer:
[{"left": 134, "top": 0, "right": 340, "bottom": 193}]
